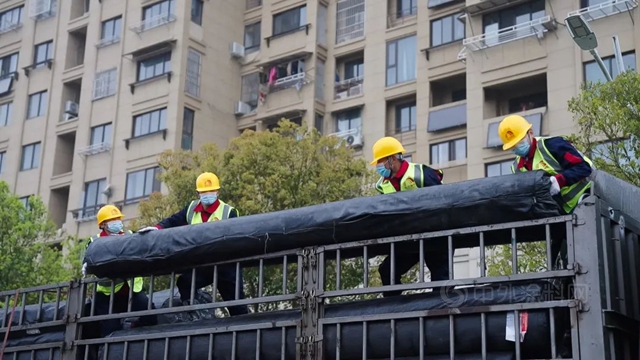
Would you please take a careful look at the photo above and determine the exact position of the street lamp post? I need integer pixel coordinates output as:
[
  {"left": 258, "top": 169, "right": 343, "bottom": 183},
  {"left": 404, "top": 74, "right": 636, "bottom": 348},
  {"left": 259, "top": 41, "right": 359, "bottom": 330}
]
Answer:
[{"left": 564, "top": 14, "right": 614, "bottom": 82}]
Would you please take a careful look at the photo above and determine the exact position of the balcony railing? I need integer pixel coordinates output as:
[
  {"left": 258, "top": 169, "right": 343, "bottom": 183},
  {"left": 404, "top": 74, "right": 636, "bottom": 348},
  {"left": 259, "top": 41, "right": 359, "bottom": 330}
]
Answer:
[
  {"left": 567, "top": 0, "right": 638, "bottom": 22},
  {"left": 485, "top": 109, "right": 544, "bottom": 148},
  {"left": 334, "top": 76, "right": 364, "bottom": 100},
  {"left": 428, "top": 101, "right": 467, "bottom": 132},
  {"left": 457, "top": 46, "right": 467, "bottom": 62},
  {"left": 95, "top": 36, "right": 120, "bottom": 48},
  {"left": 129, "top": 13, "right": 176, "bottom": 34},
  {"left": 70, "top": 205, "right": 105, "bottom": 223},
  {"left": 336, "top": 0, "right": 365, "bottom": 44},
  {"left": 0, "top": 19, "right": 21, "bottom": 34},
  {"left": 463, "top": 15, "right": 556, "bottom": 51},
  {"left": 77, "top": 142, "right": 111, "bottom": 156},
  {"left": 268, "top": 72, "right": 310, "bottom": 93}
]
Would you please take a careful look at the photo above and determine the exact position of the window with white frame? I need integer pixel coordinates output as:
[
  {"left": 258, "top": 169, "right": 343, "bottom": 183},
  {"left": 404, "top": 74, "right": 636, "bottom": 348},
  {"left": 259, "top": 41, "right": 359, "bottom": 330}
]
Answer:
[
  {"left": 244, "top": 22, "right": 261, "bottom": 54},
  {"left": 241, "top": 72, "right": 260, "bottom": 110},
  {"left": 0, "top": 53, "right": 18, "bottom": 78},
  {"left": 273, "top": 5, "right": 306, "bottom": 37},
  {"left": 100, "top": 16, "right": 121, "bottom": 45},
  {"left": 33, "top": 40, "right": 53, "bottom": 68},
  {"left": 0, "top": 102, "right": 12, "bottom": 127},
  {"left": 81, "top": 178, "right": 107, "bottom": 218},
  {"left": 27, "top": 91, "right": 47, "bottom": 119},
  {"left": 315, "top": 59, "right": 325, "bottom": 101},
  {"left": 0, "top": 6, "right": 24, "bottom": 33},
  {"left": 0, "top": 151, "right": 5, "bottom": 174},
  {"left": 137, "top": 52, "right": 171, "bottom": 82},
  {"left": 386, "top": 35, "right": 416, "bottom": 86},
  {"left": 336, "top": 108, "right": 361, "bottom": 132},
  {"left": 91, "top": 123, "right": 112, "bottom": 146},
  {"left": 185, "top": 49, "right": 202, "bottom": 97},
  {"left": 430, "top": 138, "right": 466, "bottom": 166},
  {"left": 133, "top": 108, "right": 167, "bottom": 137},
  {"left": 143, "top": 0, "right": 175, "bottom": 20},
  {"left": 21, "top": 142, "right": 41, "bottom": 170},
  {"left": 485, "top": 160, "right": 513, "bottom": 177},
  {"left": 93, "top": 68, "right": 117, "bottom": 100},
  {"left": 125, "top": 167, "right": 161, "bottom": 203}
]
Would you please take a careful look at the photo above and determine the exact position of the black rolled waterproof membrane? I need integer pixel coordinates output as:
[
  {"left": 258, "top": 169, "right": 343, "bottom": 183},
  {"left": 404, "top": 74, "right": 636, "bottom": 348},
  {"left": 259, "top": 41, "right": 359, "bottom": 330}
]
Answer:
[
  {"left": 84, "top": 171, "right": 562, "bottom": 279},
  {"left": 98, "top": 281, "right": 569, "bottom": 360}
]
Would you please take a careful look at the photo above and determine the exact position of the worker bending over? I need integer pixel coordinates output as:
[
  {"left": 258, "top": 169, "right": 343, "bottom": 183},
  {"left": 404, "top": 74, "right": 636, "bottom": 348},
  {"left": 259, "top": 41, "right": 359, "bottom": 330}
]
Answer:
[
  {"left": 138, "top": 172, "right": 249, "bottom": 316},
  {"left": 370, "top": 137, "right": 448, "bottom": 297},
  {"left": 86, "top": 205, "right": 157, "bottom": 337}
]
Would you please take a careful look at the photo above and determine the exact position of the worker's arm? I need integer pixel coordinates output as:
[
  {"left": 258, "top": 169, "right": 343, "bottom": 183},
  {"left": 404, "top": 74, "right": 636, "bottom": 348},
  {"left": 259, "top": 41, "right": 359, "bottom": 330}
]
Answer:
[
  {"left": 155, "top": 204, "right": 190, "bottom": 229},
  {"left": 419, "top": 164, "right": 444, "bottom": 187},
  {"left": 544, "top": 137, "right": 593, "bottom": 188}
]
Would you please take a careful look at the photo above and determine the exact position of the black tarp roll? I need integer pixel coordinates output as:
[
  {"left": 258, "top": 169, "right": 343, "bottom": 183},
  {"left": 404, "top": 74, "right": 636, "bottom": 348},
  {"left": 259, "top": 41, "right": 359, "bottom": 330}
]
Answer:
[
  {"left": 98, "top": 281, "right": 568, "bottom": 360},
  {"left": 85, "top": 171, "right": 561, "bottom": 278},
  {"left": 1, "top": 332, "right": 63, "bottom": 360}
]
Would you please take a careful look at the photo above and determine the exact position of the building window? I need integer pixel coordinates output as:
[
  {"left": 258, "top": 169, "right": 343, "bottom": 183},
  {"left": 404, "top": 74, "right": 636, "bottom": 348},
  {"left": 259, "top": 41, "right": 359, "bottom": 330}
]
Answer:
[
  {"left": 133, "top": 108, "right": 167, "bottom": 138},
  {"left": 125, "top": 167, "right": 161, "bottom": 203},
  {"left": 404, "top": 154, "right": 413, "bottom": 162},
  {"left": 317, "top": 4, "right": 328, "bottom": 46},
  {"left": 486, "top": 160, "right": 513, "bottom": 177},
  {"left": 101, "top": 16, "right": 121, "bottom": 43},
  {"left": 386, "top": 35, "right": 417, "bottom": 87},
  {"left": 21, "top": 142, "right": 41, "bottom": 171},
  {"left": 314, "top": 113, "right": 324, "bottom": 133},
  {"left": 483, "top": 0, "right": 545, "bottom": 35},
  {"left": 396, "top": 0, "right": 417, "bottom": 18},
  {"left": 315, "top": 59, "right": 325, "bottom": 101},
  {"left": 244, "top": 22, "right": 261, "bottom": 54},
  {"left": 395, "top": 101, "right": 416, "bottom": 133},
  {"left": 19, "top": 195, "right": 31, "bottom": 210},
  {"left": 336, "top": 108, "right": 361, "bottom": 132},
  {"left": 0, "top": 53, "right": 19, "bottom": 79},
  {"left": 431, "top": 12, "right": 464, "bottom": 47},
  {"left": 91, "top": 123, "right": 112, "bottom": 145},
  {"left": 143, "top": 0, "right": 175, "bottom": 19},
  {"left": 584, "top": 51, "right": 636, "bottom": 84},
  {"left": 0, "top": 102, "right": 12, "bottom": 126},
  {"left": 241, "top": 73, "right": 260, "bottom": 110},
  {"left": 0, "top": 6, "right": 24, "bottom": 33},
  {"left": 0, "top": 151, "right": 5, "bottom": 174},
  {"left": 273, "top": 5, "right": 306, "bottom": 37},
  {"left": 191, "top": 0, "right": 203, "bottom": 25},
  {"left": 137, "top": 52, "right": 171, "bottom": 82},
  {"left": 182, "top": 108, "right": 195, "bottom": 150},
  {"left": 336, "top": 0, "right": 365, "bottom": 44},
  {"left": 344, "top": 59, "right": 364, "bottom": 80},
  {"left": 185, "top": 49, "right": 202, "bottom": 97},
  {"left": 430, "top": 138, "right": 466, "bottom": 165},
  {"left": 82, "top": 178, "right": 107, "bottom": 218},
  {"left": 27, "top": 91, "right": 47, "bottom": 119},
  {"left": 93, "top": 68, "right": 117, "bottom": 100},
  {"left": 34, "top": 40, "right": 53, "bottom": 67}
]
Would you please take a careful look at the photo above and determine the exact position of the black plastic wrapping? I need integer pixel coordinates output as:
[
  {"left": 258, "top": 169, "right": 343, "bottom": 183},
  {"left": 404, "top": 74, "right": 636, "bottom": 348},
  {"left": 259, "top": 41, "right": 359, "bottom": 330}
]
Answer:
[
  {"left": 85, "top": 171, "right": 560, "bottom": 278},
  {"left": 1, "top": 332, "right": 63, "bottom": 360},
  {"left": 98, "top": 281, "right": 568, "bottom": 360}
]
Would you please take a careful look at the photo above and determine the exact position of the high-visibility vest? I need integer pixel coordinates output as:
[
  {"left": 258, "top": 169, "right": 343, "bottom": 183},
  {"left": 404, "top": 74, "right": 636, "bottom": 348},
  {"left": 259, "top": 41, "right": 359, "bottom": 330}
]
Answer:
[
  {"left": 88, "top": 230, "right": 144, "bottom": 295},
  {"left": 511, "top": 136, "right": 594, "bottom": 214},
  {"left": 375, "top": 162, "right": 443, "bottom": 194},
  {"left": 186, "top": 199, "right": 237, "bottom": 224}
]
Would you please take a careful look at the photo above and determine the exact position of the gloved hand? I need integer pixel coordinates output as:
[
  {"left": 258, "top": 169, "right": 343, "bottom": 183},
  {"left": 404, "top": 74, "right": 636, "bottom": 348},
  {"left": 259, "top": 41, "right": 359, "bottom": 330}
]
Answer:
[
  {"left": 138, "top": 226, "right": 159, "bottom": 234},
  {"left": 82, "top": 263, "right": 87, "bottom": 278},
  {"left": 549, "top": 176, "right": 561, "bottom": 196}
]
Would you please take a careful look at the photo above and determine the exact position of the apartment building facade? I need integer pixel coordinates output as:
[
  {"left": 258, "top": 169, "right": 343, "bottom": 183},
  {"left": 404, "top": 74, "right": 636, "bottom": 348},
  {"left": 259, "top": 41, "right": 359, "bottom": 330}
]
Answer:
[{"left": 0, "top": 0, "right": 637, "bottom": 276}]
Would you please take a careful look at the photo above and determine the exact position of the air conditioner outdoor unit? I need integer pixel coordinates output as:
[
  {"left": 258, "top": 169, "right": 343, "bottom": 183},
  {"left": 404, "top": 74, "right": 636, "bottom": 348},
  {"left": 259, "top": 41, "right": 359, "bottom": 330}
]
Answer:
[
  {"left": 65, "top": 101, "right": 79, "bottom": 116},
  {"left": 230, "top": 42, "right": 245, "bottom": 59},
  {"left": 63, "top": 113, "right": 77, "bottom": 122},
  {"left": 332, "top": 128, "right": 363, "bottom": 148},
  {"left": 234, "top": 101, "right": 252, "bottom": 116}
]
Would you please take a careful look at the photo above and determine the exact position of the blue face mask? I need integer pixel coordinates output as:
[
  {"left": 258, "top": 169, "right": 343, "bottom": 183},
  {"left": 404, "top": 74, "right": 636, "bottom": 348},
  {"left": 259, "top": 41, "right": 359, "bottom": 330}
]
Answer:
[
  {"left": 106, "top": 220, "right": 123, "bottom": 234},
  {"left": 376, "top": 163, "right": 391, "bottom": 178},
  {"left": 200, "top": 193, "right": 218, "bottom": 206},
  {"left": 513, "top": 138, "right": 531, "bottom": 157}
]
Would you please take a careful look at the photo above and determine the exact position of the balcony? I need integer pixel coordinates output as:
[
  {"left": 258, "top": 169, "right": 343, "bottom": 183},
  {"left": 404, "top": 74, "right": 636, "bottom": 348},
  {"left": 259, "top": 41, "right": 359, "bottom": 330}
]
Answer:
[
  {"left": 269, "top": 72, "right": 309, "bottom": 93},
  {"left": 334, "top": 76, "right": 364, "bottom": 100},
  {"left": 129, "top": 13, "right": 176, "bottom": 34},
  {"left": 336, "top": 0, "right": 365, "bottom": 44},
  {"left": 70, "top": 205, "right": 105, "bottom": 223},
  {"left": 428, "top": 101, "right": 467, "bottom": 132},
  {"left": 77, "top": 142, "right": 111, "bottom": 156},
  {"left": 463, "top": 15, "right": 556, "bottom": 51},
  {"left": 485, "top": 109, "right": 544, "bottom": 149},
  {"left": 567, "top": 0, "right": 638, "bottom": 22},
  {"left": 465, "top": 0, "right": 529, "bottom": 16}
]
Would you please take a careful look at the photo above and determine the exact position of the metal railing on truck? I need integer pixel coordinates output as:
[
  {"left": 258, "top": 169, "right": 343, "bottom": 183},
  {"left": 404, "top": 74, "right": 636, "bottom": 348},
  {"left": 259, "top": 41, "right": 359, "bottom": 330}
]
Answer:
[{"left": 0, "top": 170, "right": 638, "bottom": 360}]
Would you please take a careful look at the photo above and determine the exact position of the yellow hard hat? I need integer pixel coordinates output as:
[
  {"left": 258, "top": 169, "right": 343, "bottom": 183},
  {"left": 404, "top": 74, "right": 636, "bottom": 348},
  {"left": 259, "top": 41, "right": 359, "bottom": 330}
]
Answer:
[
  {"left": 370, "top": 137, "right": 405, "bottom": 165},
  {"left": 498, "top": 115, "right": 533, "bottom": 150},
  {"left": 196, "top": 172, "right": 220, "bottom": 192},
  {"left": 97, "top": 205, "right": 124, "bottom": 226}
]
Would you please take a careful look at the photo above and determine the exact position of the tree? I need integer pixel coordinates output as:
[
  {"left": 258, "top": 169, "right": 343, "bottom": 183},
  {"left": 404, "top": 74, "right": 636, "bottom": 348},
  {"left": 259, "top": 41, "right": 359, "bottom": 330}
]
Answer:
[
  {"left": 485, "top": 71, "right": 640, "bottom": 276},
  {"left": 0, "top": 181, "right": 81, "bottom": 302},
  {"left": 131, "top": 120, "right": 378, "bottom": 310}
]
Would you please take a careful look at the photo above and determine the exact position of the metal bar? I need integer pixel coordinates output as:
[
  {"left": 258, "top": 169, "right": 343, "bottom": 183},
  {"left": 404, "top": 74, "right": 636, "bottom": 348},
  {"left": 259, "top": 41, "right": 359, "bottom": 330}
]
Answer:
[
  {"left": 148, "top": 275, "right": 155, "bottom": 311},
  {"left": 479, "top": 232, "right": 486, "bottom": 277},
  {"left": 190, "top": 268, "right": 197, "bottom": 303},
  {"left": 163, "top": 337, "right": 169, "bottom": 360},
  {"left": 255, "top": 329, "right": 261, "bottom": 360},
  {"left": 390, "top": 319, "right": 395, "bottom": 360},
  {"left": 185, "top": 335, "right": 191, "bottom": 360},
  {"left": 36, "top": 291, "right": 43, "bottom": 321},
  {"left": 235, "top": 262, "right": 241, "bottom": 300},
  {"left": 18, "top": 293, "right": 25, "bottom": 326},
  {"left": 259, "top": 259, "right": 264, "bottom": 298},
  {"left": 419, "top": 240, "right": 424, "bottom": 282},
  {"left": 511, "top": 228, "right": 518, "bottom": 275},
  {"left": 109, "top": 281, "right": 115, "bottom": 314},
  {"left": 549, "top": 308, "right": 557, "bottom": 358},
  {"left": 514, "top": 310, "right": 521, "bottom": 359},
  {"left": 123, "top": 341, "right": 129, "bottom": 360},
  {"left": 0, "top": 283, "right": 70, "bottom": 297},
  {"left": 0, "top": 320, "right": 67, "bottom": 334},
  {"left": 280, "top": 327, "right": 285, "bottom": 360},
  {"left": 282, "top": 256, "right": 288, "bottom": 295},
  {"left": 419, "top": 317, "right": 424, "bottom": 360},
  {"left": 0, "top": 342, "right": 64, "bottom": 353},
  {"left": 390, "top": 243, "right": 396, "bottom": 286},
  {"left": 545, "top": 224, "right": 552, "bottom": 270},
  {"left": 127, "top": 278, "right": 134, "bottom": 313},
  {"left": 336, "top": 250, "right": 341, "bottom": 290},
  {"left": 589, "top": 48, "right": 614, "bottom": 82},
  {"left": 449, "top": 315, "right": 454, "bottom": 359},
  {"left": 362, "top": 321, "right": 367, "bottom": 360},
  {"left": 169, "top": 273, "right": 175, "bottom": 308},
  {"left": 319, "top": 300, "right": 576, "bottom": 325},
  {"left": 336, "top": 323, "right": 341, "bottom": 360},
  {"left": 363, "top": 246, "right": 369, "bottom": 287},
  {"left": 213, "top": 266, "right": 218, "bottom": 302},
  {"left": 481, "top": 312, "right": 487, "bottom": 360},
  {"left": 231, "top": 331, "right": 237, "bottom": 359},
  {"left": 448, "top": 236, "right": 453, "bottom": 280}
]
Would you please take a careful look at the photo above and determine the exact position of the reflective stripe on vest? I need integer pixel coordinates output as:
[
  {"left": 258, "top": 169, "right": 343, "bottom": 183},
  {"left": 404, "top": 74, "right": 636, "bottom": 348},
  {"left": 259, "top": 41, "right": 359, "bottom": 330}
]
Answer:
[
  {"left": 88, "top": 230, "right": 143, "bottom": 294},
  {"left": 511, "top": 136, "right": 593, "bottom": 213},
  {"left": 375, "top": 162, "right": 425, "bottom": 194},
  {"left": 186, "top": 200, "right": 234, "bottom": 224}
]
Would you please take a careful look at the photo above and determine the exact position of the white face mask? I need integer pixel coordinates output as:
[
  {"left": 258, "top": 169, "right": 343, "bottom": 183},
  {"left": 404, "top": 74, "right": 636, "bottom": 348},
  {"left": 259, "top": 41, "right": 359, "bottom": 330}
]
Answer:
[{"left": 106, "top": 220, "right": 123, "bottom": 234}]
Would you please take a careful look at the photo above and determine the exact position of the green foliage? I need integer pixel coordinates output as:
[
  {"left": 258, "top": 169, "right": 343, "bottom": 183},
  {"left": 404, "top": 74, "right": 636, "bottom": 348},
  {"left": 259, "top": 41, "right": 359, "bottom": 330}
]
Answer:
[
  {"left": 131, "top": 120, "right": 378, "bottom": 309},
  {"left": 0, "top": 181, "right": 81, "bottom": 303},
  {"left": 485, "top": 242, "right": 548, "bottom": 277}
]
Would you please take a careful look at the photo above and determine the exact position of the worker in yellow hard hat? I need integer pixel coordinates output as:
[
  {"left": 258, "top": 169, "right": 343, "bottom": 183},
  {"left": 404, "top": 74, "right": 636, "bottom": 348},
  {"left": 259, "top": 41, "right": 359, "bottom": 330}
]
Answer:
[
  {"left": 370, "top": 137, "right": 449, "bottom": 297},
  {"left": 138, "top": 172, "right": 248, "bottom": 316},
  {"left": 498, "top": 114, "right": 594, "bottom": 215},
  {"left": 84, "top": 205, "right": 157, "bottom": 337}
]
